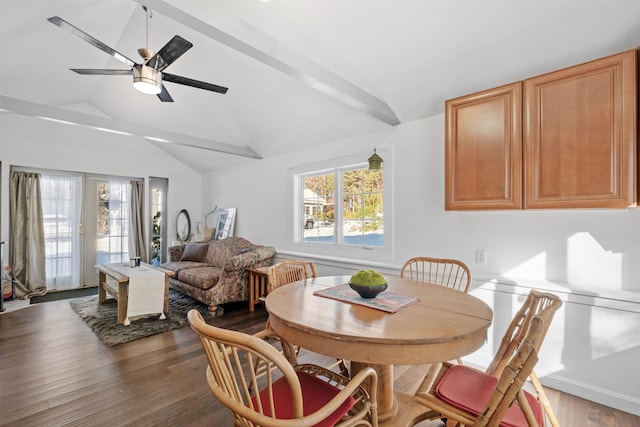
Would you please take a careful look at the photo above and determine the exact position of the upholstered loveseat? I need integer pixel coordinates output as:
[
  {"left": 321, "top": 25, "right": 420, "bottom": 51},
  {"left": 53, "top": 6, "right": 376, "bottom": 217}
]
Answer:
[{"left": 162, "top": 237, "right": 275, "bottom": 315}]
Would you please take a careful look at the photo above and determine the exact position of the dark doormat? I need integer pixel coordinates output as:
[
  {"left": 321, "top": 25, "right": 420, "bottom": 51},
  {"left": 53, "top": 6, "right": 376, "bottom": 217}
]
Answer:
[{"left": 31, "top": 287, "right": 98, "bottom": 304}]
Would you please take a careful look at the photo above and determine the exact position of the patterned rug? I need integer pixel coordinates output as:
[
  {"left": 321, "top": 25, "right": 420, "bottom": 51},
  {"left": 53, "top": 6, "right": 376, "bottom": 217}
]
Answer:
[{"left": 69, "top": 289, "right": 210, "bottom": 346}]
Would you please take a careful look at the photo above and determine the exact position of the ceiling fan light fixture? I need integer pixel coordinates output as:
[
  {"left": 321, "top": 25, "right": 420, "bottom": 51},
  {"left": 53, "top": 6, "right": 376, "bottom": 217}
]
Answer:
[{"left": 133, "top": 64, "right": 162, "bottom": 94}]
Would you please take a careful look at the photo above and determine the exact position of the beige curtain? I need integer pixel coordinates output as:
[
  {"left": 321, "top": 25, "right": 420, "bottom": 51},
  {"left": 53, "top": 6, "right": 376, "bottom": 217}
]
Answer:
[
  {"left": 129, "top": 180, "right": 147, "bottom": 263},
  {"left": 9, "top": 171, "right": 47, "bottom": 297}
]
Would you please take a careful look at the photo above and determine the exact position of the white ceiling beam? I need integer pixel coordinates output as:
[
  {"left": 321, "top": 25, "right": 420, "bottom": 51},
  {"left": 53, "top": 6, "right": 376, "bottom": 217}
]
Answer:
[
  {"left": 0, "top": 95, "right": 261, "bottom": 159},
  {"left": 139, "top": 0, "right": 401, "bottom": 126}
]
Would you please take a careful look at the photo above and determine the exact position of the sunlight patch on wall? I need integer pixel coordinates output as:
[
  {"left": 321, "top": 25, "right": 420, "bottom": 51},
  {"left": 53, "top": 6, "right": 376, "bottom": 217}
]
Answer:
[
  {"left": 589, "top": 308, "right": 640, "bottom": 360},
  {"left": 503, "top": 252, "right": 548, "bottom": 280},
  {"left": 567, "top": 232, "right": 622, "bottom": 289}
]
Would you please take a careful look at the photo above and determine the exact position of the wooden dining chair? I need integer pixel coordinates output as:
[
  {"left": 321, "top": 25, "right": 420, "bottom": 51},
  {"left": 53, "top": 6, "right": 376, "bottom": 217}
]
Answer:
[
  {"left": 482, "top": 290, "right": 563, "bottom": 427},
  {"left": 188, "top": 309, "right": 379, "bottom": 427},
  {"left": 412, "top": 290, "right": 563, "bottom": 427},
  {"left": 400, "top": 257, "right": 471, "bottom": 293},
  {"left": 402, "top": 256, "right": 471, "bottom": 364},
  {"left": 262, "top": 260, "right": 350, "bottom": 376},
  {"left": 265, "top": 260, "right": 318, "bottom": 294},
  {"left": 261, "top": 260, "right": 316, "bottom": 331}
]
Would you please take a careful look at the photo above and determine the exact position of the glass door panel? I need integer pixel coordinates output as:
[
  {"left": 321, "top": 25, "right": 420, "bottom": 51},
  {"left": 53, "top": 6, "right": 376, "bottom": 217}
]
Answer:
[
  {"left": 40, "top": 173, "right": 83, "bottom": 290},
  {"left": 84, "top": 178, "right": 131, "bottom": 286},
  {"left": 149, "top": 177, "right": 167, "bottom": 265}
]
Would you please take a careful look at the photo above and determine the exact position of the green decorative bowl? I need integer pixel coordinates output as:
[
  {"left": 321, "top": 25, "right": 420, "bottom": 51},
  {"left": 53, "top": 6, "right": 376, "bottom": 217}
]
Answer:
[{"left": 349, "top": 282, "right": 388, "bottom": 299}]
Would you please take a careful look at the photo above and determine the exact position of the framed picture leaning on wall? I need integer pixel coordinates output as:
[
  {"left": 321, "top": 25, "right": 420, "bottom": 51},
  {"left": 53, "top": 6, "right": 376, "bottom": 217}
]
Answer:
[{"left": 216, "top": 208, "right": 236, "bottom": 240}]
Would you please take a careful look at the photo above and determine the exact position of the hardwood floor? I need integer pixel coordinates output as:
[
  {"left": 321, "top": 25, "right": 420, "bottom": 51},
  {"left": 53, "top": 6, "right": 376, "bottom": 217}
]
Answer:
[{"left": 1, "top": 299, "right": 638, "bottom": 426}]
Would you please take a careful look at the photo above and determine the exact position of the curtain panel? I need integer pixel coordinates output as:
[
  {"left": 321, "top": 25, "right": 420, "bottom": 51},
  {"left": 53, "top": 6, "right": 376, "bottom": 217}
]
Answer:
[
  {"left": 129, "top": 180, "right": 147, "bottom": 263},
  {"left": 9, "top": 171, "right": 47, "bottom": 297}
]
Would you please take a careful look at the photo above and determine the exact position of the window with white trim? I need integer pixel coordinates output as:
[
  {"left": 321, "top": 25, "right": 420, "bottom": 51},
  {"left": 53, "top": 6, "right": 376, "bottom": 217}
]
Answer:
[{"left": 297, "top": 164, "right": 384, "bottom": 247}]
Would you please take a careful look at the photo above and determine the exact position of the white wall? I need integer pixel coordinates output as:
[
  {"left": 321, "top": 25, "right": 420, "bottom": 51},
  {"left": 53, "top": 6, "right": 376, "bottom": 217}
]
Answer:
[
  {"left": 0, "top": 113, "right": 203, "bottom": 264},
  {"left": 203, "top": 113, "right": 640, "bottom": 415}
]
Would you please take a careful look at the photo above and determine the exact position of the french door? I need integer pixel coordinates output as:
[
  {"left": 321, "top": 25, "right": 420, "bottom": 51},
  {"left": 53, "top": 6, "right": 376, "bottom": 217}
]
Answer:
[
  {"left": 40, "top": 171, "right": 133, "bottom": 290},
  {"left": 40, "top": 173, "right": 83, "bottom": 290},
  {"left": 83, "top": 178, "right": 132, "bottom": 287}
]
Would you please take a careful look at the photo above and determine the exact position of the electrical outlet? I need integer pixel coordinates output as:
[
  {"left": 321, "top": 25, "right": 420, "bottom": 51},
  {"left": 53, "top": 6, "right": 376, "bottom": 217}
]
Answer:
[{"left": 476, "top": 249, "right": 487, "bottom": 264}]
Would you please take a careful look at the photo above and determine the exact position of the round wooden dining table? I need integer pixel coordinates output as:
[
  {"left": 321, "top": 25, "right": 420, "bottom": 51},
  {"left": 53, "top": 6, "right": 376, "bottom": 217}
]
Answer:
[{"left": 266, "top": 274, "right": 493, "bottom": 426}]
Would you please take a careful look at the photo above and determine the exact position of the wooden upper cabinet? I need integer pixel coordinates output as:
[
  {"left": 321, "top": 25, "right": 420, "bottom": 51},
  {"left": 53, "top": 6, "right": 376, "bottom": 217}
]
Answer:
[
  {"left": 445, "top": 82, "right": 523, "bottom": 210},
  {"left": 524, "top": 49, "right": 637, "bottom": 208}
]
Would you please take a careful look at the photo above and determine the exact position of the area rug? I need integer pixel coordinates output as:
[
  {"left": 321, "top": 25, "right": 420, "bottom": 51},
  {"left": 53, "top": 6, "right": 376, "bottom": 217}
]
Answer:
[{"left": 69, "top": 289, "right": 210, "bottom": 346}]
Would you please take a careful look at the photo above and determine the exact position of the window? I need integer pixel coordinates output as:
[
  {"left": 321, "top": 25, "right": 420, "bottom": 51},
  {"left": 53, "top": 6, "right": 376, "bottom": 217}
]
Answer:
[{"left": 298, "top": 164, "right": 384, "bottom": 248}]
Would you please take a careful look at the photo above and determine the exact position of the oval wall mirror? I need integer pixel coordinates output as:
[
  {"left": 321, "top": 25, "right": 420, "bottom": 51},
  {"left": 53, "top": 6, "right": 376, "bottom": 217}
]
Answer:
[{"left": 176, "top": 209, "right": 191, "bottom": 243}]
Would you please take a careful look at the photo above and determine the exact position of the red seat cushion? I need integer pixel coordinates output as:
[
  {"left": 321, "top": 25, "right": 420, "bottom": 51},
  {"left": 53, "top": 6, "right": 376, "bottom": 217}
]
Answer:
[
  {"left": 435, "top": 365, "right": 543, "bottom": 427},
  {"left": 251, "top": 371, "right": 355, "bottom": 426}
]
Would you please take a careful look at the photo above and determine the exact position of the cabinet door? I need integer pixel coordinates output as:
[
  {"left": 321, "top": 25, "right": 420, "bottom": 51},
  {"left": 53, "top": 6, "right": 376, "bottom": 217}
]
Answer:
[
  {"left": 524, "top": 49, "right": 636, "bottom": 209},
  {"left": 445, "top": 82, "right": 522, "bottom": 210}
]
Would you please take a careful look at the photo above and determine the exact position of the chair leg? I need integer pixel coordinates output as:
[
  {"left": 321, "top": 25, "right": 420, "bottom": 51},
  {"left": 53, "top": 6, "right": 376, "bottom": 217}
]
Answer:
[
  {"left": 530, "top": 371, "right": 561, "bottom": 427},
  {"left": 280, "top": 338, "right": 299, "bottom": 365},
  {"left": 336, "top": 359, "right": 350, "bottom": 377}
]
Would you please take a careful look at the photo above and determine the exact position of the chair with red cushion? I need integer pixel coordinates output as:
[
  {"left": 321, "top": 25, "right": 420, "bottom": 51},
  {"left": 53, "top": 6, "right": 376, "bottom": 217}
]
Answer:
[
  {"left": 412, "top": 290, "right": 562, "bottom": 427},
  {"left": 188, "top": 309, "right": 378, "bottom": 427}
]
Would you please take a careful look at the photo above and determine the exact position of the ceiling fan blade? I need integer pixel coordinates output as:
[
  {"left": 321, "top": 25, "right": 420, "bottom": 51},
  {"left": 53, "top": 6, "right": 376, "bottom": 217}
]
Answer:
[
  {"left": 157, "top": 85, "right": 174, "bottom": 102},
  {"left": 48, "top": 16, "right": 136, "bottom": 67},
  {"left": 163, "top": 73, "right": 229, "bottom": 94},
  {"left": 147, "top": 35, "right": 193, "bottom": 71},
  {"left": 71, "top": 69, "right": 132, "bottom": 75}
]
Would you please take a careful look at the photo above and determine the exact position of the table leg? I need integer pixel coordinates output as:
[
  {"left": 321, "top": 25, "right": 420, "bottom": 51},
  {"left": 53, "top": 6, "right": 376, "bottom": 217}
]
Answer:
[
  {"left": 117, "top": 280, "right": 128, "bottom": 324},
  {"left": 350, "top": 362, "right": 398, "bottom": 422},
  {"left": 163, "top": 273, "right": 170, "bottom": 315},
  {"left": 380, "top": 391, "right": 436, "bottom": 427},
  {"left": 98, "top": 271, "right": 107, "bottom": 303},
  {"left": 249, "top": 273, "right": 256, "bottom": 312}
]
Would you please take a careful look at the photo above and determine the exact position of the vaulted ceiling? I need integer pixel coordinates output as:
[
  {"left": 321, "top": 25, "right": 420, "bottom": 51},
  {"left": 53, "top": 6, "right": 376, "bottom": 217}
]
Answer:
[{"left": 2, "top": 0, "right": 640, "bottom": 173}]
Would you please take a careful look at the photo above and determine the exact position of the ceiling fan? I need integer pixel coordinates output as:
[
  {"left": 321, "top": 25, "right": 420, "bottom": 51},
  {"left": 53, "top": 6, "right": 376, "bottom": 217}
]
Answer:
[{"left": 47, "top": 6, "right": 228, "bottom": 102}]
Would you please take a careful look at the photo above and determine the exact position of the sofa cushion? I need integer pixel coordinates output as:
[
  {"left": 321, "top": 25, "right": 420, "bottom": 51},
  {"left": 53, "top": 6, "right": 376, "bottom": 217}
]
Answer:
[
  {"left": 177, "top": 266, "right": 223, "bottom": 291},
  {"left": 162, "top": 261, "right": 208, "bottom": 273},
  {"left": 204, "top": 237, "right": 254, "bottom": 268},
  {"left": 180, "top": 242, "right": 209, "bottom": 262}
]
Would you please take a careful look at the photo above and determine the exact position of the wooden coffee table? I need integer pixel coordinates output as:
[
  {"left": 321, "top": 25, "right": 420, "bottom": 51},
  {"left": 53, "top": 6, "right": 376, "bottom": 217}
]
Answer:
[{"left": 96, "top": 262, "right": 173, "bottom": 325}]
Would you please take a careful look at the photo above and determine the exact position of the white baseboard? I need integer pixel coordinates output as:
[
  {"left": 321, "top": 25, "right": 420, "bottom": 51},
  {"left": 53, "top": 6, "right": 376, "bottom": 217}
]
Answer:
[{"left": 542, "top": 373, "right": 640, "bottom": 416}]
